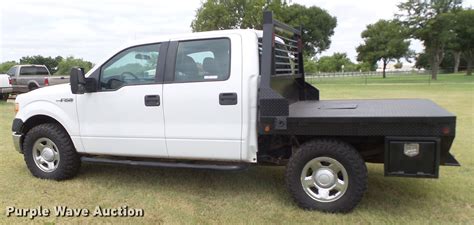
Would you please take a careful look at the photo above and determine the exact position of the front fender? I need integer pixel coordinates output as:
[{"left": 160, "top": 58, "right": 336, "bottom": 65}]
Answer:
[{"left": 16, "top": 100, "right": 79, "bottom": 136}]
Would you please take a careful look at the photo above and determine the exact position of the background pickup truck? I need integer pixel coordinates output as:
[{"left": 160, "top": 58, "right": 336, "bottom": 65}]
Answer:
[
  {"left": 11, "top": 12, "right": 459, "bottom": 213},
  {"left": 0, "top": 74, "right": 12, "bottom": 100},
  {"left": 6, "top": 65, "right": 69, "bottom": 93}
]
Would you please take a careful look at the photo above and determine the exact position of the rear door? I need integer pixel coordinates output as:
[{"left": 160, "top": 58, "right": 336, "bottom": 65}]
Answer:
[{"left": 163, "top": 35, "right": 243, "bottom": 161}]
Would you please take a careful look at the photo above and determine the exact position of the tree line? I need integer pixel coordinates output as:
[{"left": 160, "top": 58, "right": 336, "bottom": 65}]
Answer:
[
  {"left": 0, "top": 55, "right": 93, "bottom": 75},
  {"left": 192, "top": 0, "right": 473, "bottom": 79},
  {"left": 359, "top": 0, "right": 473, "bottom": 79}
]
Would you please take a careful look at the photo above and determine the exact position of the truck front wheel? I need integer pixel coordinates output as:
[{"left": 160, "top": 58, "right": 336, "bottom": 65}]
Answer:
[
  {"left": 285, "top": 139, "right": 367, "bottom": 213},
  {"left": 0, "top": 93, "right": 8, "bottom": 101},
  {"left": 23, "top": 123, "right": 81, "bottom": 180}
]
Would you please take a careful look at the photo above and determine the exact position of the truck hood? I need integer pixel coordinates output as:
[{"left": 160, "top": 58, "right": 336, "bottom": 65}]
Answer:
[{"left": 16, "top": 83, "right": 73, "bottom": 106}]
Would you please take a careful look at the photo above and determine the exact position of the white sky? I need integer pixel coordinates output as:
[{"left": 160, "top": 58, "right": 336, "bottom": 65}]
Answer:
[{"left": 1, "top": 0, "right": 473, "bottom": 63}]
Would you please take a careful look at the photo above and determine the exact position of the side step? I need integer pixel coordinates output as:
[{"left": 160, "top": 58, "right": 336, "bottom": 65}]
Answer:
[{"left": 81, "top": 156, "right": 249, "bottom": 171}]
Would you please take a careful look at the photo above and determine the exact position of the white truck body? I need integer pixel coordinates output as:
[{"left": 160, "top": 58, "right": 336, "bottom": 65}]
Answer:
[
  {"left": 14, "top": 29, "right": 260, "bottom": 163},
  {"left": 0, "top": 74, "right": 13, "bottom": 97}
]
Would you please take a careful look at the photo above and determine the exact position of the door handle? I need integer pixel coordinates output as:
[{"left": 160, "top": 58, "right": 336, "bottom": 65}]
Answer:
[
  {"left": 144, "top": 95, "right": 160, "bottom": 106},
  {"left": 219, "top": 92, "right": 237, "bottom": 105}
]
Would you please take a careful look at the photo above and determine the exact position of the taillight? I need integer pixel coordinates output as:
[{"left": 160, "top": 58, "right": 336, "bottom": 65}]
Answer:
[
  {"left": 8, "top": 77, "right": 12, "bottom": 85},
  {"left": 44, "top": 77, "right": 49, "bottom": 86}
]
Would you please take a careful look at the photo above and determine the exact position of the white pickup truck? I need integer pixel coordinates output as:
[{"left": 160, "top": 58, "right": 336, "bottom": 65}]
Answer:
[
  {"left": 0, "top": 74, "right": 12, "bottom": 100},
  {"left": 11, "top": 12, "right": 459, "bottom": 213}
]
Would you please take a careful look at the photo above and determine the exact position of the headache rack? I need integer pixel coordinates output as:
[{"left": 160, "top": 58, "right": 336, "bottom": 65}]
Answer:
[{"left": 258, "top": 11, "right": 319, "bottom": 132}]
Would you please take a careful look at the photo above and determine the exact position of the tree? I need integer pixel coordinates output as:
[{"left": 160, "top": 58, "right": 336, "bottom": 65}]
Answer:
[
  {"left": 56, "top": 57, "right": 93, "bottom": 75},
  {"left": 416, "top": 50, "right": 467, "bottom": 72},
  {"left": 356, "top": 20, "right": 410, "bottom": 78},
  {"left": 304, "top": 57, "right": 318, "bottom": 73},
  {"left": 357, "top": 62, "right": 377, "bottom": 72},
  {"left": 397, "top": 0, "right": 463, "bottom": 80},
  {"left": 445, "top": 32, "right": 463, "bottom": 73},
  {"left": 191, "top": 0, "right": 337, "bottom": 56},
  {"left": 279, "top": 4, "right": 338, "bottom": 56},
  {"left": 394, "top": 62, "right": 403, "bottom": 69},
  {"left": 415, "top": 52, "right": 431, "bottom": 69},
  {"left": 316, "top": 52, "right": 355, "bottom": 72},
  {"left": 19, "top": 55, "right": 63, "bottom": 74},
  {"left": 453, "top": 9, "right": 474, "bottom": 75},
  {"left": 0, "top": 61, "right": 18, "bottom": 73}
]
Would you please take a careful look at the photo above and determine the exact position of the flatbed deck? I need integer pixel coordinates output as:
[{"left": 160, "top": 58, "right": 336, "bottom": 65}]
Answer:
[
  {"left": 290, "top": 99, "right": 454, "bottom": 120},
  {"left": 279, "top": 99, "right": 456, "bottom": 137}
]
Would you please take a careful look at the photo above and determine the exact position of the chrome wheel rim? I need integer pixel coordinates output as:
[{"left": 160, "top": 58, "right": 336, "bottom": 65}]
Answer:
[
  {"left": 32, "top": 138, "right": 60, "bottom": 172},
  {"left": 300, "top": 157, "right": 348, "bottom": 203}
]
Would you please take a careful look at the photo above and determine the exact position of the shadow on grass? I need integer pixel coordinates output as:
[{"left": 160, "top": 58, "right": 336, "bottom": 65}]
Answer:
[
  {"left": 356, "top": 165, "right": 435, "bottom": 215},
  {"left": 76, "top": 162, "right": 430, "bottom": 212}
]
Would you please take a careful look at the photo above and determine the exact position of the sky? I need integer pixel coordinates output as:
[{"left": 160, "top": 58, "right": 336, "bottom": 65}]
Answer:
[{"left": 1, "top": 0, "right": 473, "bottom": 64}]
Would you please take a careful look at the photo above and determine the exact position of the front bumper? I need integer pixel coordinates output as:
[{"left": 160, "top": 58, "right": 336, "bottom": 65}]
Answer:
[
  {"left": 12, "top": 132, "right": 22, "bottom": 153},
  {"left": 12, "top": 118, "right": 24, "bottom": 153}
]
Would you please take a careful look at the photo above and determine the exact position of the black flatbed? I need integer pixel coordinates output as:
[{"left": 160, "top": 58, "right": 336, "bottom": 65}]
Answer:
[
  {"left": 275, "top": 99, "right": 456, "bottom": 137},
  {"left": 290, "top": 99, "right": 454, "bottom": 121}
]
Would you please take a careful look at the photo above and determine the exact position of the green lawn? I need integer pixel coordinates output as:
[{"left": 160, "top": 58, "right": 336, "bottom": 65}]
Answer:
[{"left": 0, "top": 74, "right": 473, "bottom": 224}]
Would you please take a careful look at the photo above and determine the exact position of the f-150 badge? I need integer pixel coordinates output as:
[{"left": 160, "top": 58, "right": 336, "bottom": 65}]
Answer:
[{"left": 56, "top": 98, "right": 73, "bottom": 103}]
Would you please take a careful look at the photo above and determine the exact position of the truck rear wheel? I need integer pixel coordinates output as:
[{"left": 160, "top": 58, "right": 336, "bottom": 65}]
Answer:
[
  {"left": 285, "top": 139, "right": 367, "bottom": 213},
  {"left": 28, "top": 83, "right": 38, "bottom": 91},
  {"left": 23, "top": 123, "right": 81, "bottom": 180}
]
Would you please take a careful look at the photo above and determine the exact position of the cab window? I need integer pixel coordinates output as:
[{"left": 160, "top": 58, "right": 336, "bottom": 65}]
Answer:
[
  {"left": 19, "top": 66, "right": 49, "bottom": 75},
  {"left": 100, "top": 43, "right": 160, "bottom": 90},
  {"left": 174, "top": 38, "right": 230, "bottom": 82},
  {"left": 6, "top": 66, "right": 17, "bottom": 76}
]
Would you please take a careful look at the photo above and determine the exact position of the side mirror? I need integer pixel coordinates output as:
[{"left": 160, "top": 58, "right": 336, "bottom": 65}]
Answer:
[{"left": 70, "top": 67, "right": 86, "bottom": 94}]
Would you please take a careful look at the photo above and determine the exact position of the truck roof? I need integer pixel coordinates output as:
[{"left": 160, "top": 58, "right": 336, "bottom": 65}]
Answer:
[
  {"left": 15, "top": 64, "right": 48, "bottom": 67},
  {"left": 127, "top": 29, "right": 262, "bottom": 47}
]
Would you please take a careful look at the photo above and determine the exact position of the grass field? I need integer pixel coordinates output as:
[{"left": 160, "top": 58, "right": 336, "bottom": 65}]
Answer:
[{"left": 0, "top": 74, "right": 473, "bottom": 224}]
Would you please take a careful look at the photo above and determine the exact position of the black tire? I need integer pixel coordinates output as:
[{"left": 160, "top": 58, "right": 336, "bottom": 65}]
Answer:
[
  {"left": 285, "top": 139, "right": 367, "bottom": 213},
  {"left": 23, "top": 123, "right": 81, "bottom": 180},
  {"left": 28, "top": 84, "right": 38, "bottom": 91},
  {"left": 0, "top": 93, "right": 8, "bottom": 101}
]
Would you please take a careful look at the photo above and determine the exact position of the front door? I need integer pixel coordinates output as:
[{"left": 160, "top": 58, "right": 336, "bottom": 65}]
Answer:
[
  {"left": 163, "top": 36, "right": 242, "bottom": 161},
  {"left": 77, "top": 43, "right": 168, "bottom": 158}
]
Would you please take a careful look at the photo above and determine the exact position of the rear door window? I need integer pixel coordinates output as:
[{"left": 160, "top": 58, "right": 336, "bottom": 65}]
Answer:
[{"left": 174, "top": 38, "right": 230, "bottom": 82}]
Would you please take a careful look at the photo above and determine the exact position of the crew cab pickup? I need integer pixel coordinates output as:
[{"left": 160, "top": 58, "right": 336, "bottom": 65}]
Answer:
[
  {"left": 0, "top": 74, "right": 12, "bottom": 100},
  {"left": 6, "top": 65, "right": 69, "bottom": 93},
  {"left": 11, "top": 12, "right": 459, "bottom": 213}
]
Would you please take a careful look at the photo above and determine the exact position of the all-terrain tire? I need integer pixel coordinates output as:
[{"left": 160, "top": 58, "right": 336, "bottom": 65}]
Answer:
[
  {"left": 23, "top": 123, "right": 81, "bottom": 180},
  {"left": 285, "top": 139, "right": 367, "bottom": 213}
]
